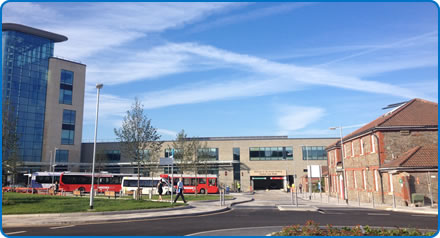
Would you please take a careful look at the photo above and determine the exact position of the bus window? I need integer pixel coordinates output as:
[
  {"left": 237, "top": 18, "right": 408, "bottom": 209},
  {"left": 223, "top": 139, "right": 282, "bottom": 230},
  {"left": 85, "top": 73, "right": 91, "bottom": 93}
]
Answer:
[
  {"left": 183, "top": 178, "right": 191, "bottom": 186},
  {"left": 209, "top": 178, "right": 216, "bottom": 186},
  {"left": 190, "top": 178, "right": 197, "bottom": 185},
  {"left": 173, "top": 178, "right": 179, "bottom": 186},
  {"left": 199, "top": 178, "right": 206, "bottom": 185}
]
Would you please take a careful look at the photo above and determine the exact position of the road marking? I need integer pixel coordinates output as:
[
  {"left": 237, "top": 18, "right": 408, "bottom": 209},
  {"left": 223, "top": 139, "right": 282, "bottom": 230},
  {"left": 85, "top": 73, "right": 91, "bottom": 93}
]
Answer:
[
  {"left": 318, "top": 210, "right": 325, "bottom": 214},
  {"left": 323, "top": 212, "right": 344, "bottom": 215},
  {"left": 411, "top": 214, "right": 437, "bottom": 217},
  {"left": 5, "top": 231, "right": 27, "bottom": 235},
  {"left": 185, "top": 225, "right": 284, "bottom": 236},
  {"left": 50, "top": 225, "right": 76, "bottom": 229},
  {"left": 367, "top": 213, "right": 390, "bottom": 216}
]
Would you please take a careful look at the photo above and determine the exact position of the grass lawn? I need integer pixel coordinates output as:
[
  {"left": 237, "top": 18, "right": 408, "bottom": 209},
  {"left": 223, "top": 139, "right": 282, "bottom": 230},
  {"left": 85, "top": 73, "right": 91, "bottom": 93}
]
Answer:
[{"left": 2, "top": 192, "right": 184, "bottom": 215}]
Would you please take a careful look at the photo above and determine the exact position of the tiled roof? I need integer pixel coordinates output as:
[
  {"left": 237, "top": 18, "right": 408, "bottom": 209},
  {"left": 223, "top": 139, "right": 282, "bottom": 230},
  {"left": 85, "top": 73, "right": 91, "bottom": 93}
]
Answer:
[
  {"left": 341, "top": 98, "right": 437, "bottom": 143},
  {"left": 381, "top": 145, "right": 438, "bottom": 168}
]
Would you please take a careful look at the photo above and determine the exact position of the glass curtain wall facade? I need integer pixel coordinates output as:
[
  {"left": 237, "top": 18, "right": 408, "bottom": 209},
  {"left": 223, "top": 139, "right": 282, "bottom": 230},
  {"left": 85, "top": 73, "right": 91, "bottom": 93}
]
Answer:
[
  {"left": 302, "top": 146, "right": 327, "bottom": 160},
  {"left": 2, "top": 30, "right": 54, "bottom": 162}
]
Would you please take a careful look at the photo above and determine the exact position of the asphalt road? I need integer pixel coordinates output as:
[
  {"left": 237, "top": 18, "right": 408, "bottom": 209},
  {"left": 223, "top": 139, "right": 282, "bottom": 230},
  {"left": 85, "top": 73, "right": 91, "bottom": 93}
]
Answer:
[{"left": 3, "top": 205, "right": 438, "bottom": 236}]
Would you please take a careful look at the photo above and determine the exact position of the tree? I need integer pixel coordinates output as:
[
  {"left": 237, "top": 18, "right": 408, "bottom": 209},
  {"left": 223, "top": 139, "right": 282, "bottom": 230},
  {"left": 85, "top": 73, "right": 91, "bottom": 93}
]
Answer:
[
  {"left": 2, "top": 100, "right": 20, "bottom": 186},
  {"left": 170, "top": 130, "right": 207, "bottom": 195},
  {"left": 114, "top": 98, "right": 163, "bottom": 200}
]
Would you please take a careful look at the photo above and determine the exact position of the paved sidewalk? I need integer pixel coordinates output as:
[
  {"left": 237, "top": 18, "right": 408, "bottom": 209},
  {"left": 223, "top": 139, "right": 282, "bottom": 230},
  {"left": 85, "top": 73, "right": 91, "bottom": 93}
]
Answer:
[
  {"left": 295, "top": 192, "right": 438, "bottom": 215},
  {"left": 2, "top": 194, "right": 253, "bottom": 228}
]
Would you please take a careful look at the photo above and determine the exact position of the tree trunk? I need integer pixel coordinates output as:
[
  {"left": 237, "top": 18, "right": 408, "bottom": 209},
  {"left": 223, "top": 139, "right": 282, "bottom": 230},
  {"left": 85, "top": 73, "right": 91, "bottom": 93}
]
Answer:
[{"left": 137, "top": 162, "right": 141, "bottom": 200}]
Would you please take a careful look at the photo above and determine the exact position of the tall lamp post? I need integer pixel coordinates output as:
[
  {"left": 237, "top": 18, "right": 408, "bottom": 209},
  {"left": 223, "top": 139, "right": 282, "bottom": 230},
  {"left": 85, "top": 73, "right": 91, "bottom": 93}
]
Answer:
[
  {"left": 90, "top": 83, "right": 103, "bottom": 210},
  {"left": 329, "top": 126, "right": 348, "bottom": 204},
  {"left": 52, "top": 148, "right": 58, "bottom": 185}
]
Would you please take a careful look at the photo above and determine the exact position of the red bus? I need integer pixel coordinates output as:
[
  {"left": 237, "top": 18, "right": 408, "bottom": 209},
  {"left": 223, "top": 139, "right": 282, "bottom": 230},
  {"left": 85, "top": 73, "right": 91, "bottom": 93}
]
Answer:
[
  {"left": 160, "top": 174, "right": 219, "bottom": 194},
  {"left": 59, "top": 172, "right": 135, "bottom": 193}
]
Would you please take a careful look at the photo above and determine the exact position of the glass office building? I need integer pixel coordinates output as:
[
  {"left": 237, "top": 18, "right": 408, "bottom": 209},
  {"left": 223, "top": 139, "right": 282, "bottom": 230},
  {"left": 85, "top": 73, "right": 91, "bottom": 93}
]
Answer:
[
  {"left": 2, "top": 24, "right": 66, "bottom": 162},
  {"left": 2, "top": 23, "right": 85, "bottom": 178}
]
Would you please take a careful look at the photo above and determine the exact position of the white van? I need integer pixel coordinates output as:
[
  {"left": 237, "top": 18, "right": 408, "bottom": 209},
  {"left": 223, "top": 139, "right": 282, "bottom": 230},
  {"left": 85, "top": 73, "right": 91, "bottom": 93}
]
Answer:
[{"left": 121, "top": 177, "right": 173, "bottom": 195}]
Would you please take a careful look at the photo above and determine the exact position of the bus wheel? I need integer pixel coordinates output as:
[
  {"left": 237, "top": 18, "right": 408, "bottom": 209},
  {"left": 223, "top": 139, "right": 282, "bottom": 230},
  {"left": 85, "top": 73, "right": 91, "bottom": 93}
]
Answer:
[
  {"left": 78, "top": 187, "right": 85, "bottom": 192},
  {"left": 200, "top": 188, "right": 205, "bottom": 194},
  {"left": 166, "top": 191, "right": 171, "bottom": 195}
]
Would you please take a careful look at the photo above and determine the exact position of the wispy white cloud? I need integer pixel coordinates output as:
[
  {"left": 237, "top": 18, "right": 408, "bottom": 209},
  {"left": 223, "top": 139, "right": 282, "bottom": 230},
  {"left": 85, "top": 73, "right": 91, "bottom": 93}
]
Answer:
[
  {"left": 157, "top": 129, "right": 178, "bottom": 138},
  {"left": 3, "top": 2, "right": 238, "bottom": 59},
  {"left": 189, "top": 2, "right": 315, "bottom": 33},
  {"left": 276, "top": 105, "right": 326, "bottom": 133}
]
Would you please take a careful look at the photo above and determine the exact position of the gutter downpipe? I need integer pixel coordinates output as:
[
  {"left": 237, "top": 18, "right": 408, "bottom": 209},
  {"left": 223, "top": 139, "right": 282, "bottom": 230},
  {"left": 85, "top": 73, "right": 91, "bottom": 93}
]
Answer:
[{"left": 372, "top": 132, "right": 385, "bottom": 204}]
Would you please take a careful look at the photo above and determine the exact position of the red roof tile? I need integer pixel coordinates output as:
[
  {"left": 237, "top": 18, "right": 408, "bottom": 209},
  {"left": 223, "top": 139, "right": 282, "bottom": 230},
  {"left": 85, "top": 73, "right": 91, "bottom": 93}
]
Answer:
[
  {"left": 381, "top": 145, "right": 438, "bottom": 168},
  {"left": 344, "top": 98, "right": 438, "bottom": 141}
]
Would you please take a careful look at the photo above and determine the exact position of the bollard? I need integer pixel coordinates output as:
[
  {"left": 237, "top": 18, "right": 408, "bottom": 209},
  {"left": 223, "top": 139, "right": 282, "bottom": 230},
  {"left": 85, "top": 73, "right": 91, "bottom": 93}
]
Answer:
[
  {"left": 219, "top": 189, "right": 222, "bottom": 206},
  {"left": 290, "top": 188, "right": 294, "bottom": 205},
  {"left": 296, "top": 187, "right": 299, "bottom": 207}
]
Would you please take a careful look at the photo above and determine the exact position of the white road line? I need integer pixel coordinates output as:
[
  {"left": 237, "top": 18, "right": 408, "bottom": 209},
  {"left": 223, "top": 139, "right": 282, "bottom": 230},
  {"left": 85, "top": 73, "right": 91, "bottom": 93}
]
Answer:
[
  {"left": 367, "top": 213, "right": 390, "bottom": 216},
  {"left": 411, "top": 214, "right": 437, "bottom": 217},
  {"left": 50, "top": 225, "right": 76, "bottom": 230},
  {"left": 185, "top": 225, "right": 283, "bottom": 236},
  {"left": 5, "top": 231, "right": 27, "bottom": 235},
  {"left": 318, "top": 210, "right": 325, "bottom": 214}
]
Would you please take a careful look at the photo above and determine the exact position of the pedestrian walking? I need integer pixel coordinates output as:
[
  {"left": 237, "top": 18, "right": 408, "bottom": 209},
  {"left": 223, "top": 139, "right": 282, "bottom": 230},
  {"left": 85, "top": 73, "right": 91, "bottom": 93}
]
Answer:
[
  {"left": 237, "top": 181, "right": 241, "bottom": 193},
  {"left": 173, "top": 178, "right": 187, "bottom": 203},
  {"left": 157, "top": 179, "right": 164, "bottom": 201},
  {"left": 299, "top": 184, "right": 303, "bottom": 194}
]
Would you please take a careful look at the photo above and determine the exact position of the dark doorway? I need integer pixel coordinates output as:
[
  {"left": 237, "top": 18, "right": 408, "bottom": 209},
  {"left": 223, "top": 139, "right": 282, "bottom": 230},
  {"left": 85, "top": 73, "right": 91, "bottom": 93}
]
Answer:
[{"left": 252, "top": 176, "right": 284, "bottom": 190}]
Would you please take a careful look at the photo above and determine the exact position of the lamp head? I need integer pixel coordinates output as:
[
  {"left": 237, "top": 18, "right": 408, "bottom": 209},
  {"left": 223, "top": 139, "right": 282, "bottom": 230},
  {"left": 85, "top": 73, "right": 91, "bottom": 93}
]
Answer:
[
  {"left": 329, "top": 127, "right": 337, "bottom": 130},
  {"left": 96, "top": 83, "right": 104, "bottom": 89}
]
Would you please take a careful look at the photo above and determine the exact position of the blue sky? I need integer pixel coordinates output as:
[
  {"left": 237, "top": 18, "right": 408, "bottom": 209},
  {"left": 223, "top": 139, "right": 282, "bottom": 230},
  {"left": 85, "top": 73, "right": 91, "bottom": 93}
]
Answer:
[{"left": 3, "top": 2, "right": 438, "bottom": 141}]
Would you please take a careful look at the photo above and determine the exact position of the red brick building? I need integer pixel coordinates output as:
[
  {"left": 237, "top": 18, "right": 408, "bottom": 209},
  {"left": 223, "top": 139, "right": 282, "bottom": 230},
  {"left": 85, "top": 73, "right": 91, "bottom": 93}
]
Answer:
[{"left": 325, "top": 98, "right": 438, "bottom": 206}]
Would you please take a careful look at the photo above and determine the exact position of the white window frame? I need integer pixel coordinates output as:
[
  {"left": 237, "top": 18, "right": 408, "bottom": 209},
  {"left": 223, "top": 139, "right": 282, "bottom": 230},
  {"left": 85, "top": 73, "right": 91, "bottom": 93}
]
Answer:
[
  {"left": 345, "top": 171, "right": 349, "bottom": 187},
  {"left": 354, "top": 171, "right": 357, "bottom": 189},
  {"left": 360, "top": 138, "right": 364, "bottom": 155},
  {"left": 351, "top": 142, "right": 354, "bottom": 157},
  {"left": 371, "top": 135, "right": 376, "bottom": 153},
  {"left": 374, "top": 170, "right": 379, "bottom": 191},
  {"left": 363, "top": 170, "right": 367, "bottom": 190},
  {"left": 344, "top": 144, "right": 348, "bottom": 158}
]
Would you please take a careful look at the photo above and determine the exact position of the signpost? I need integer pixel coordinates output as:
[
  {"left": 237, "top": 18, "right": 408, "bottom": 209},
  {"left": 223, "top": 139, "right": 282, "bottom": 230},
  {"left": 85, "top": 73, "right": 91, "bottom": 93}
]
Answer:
[{"left": 160, "top": 151, "right": 174, "bottom": 204}]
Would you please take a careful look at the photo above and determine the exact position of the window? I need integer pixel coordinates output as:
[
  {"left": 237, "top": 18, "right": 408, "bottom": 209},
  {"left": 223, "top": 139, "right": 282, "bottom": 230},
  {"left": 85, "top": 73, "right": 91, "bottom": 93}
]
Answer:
[
  {"left": 302, "top": 146, "right": 327, "bottom": 160},
  {"left": 55, "top": 150, "right": 68, "bottom": 163},
  {"left": 363, "top": 170, "right": 367, "bottom": 190},
  {"left": 360, "top": 139, "right": 364, "bottom": 155},
  {"left": 61, "top": 109, "right": 75, "bottom": 145},
  {"left": 354, "top": 171, "right": 357, "bottom": 189},
  {"left": 351, "top": 142, "right": 354, "bottom": 157},
  {"left": 249, "top": 147, "right": 293, "bottom": 161},
  {"left": 59, "top": 70, "right": 74, "bottom": 105},
  {"left": 105, "top": 150, "right": 121, "bottom": 162},
  {"left": 371, "top": 135, "right": 376, "bottom": 153},
  {"left": 233, "top": 148, "right": 240, "bottom": 181},
  {"left": 374, "top": 170, "right": 379, "bottom": 191},
  {"left": 198, "top": 148, "right": 218, "bottom": 161}
]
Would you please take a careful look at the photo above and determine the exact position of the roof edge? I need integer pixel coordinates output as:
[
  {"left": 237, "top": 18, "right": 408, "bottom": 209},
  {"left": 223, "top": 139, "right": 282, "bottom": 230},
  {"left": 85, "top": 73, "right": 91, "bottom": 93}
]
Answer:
[{"left": 3, "top": 23, "right": 67, "bottom": 43}]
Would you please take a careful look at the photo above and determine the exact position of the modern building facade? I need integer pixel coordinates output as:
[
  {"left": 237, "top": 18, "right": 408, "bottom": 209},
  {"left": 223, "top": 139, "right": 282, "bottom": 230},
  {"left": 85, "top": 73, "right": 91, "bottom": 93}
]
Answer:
[
  {"left": 325, "top": 98, "right": 438, "bottom": 207},
  {"left": 81, "top": 136, "right": 336, "bottom": 192},
  {"left": 2, "top": 23, "right": 85, "bottom": 183}
]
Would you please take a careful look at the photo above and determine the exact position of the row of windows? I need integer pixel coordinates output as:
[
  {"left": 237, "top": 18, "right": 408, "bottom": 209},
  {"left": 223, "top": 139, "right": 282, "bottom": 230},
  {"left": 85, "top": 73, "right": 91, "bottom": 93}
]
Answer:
[
  {"left": 105, "top": 150, "right": 121, "bottom": 161},
  {"left": 249, "top": 147, "right": 293, "bottom": 161},
  {"left": 59, "top": 70, "right": 74, "bottom": 105},
  {"left": 302, "top": 146, "right": 327, "bottom": 160},
  {"left": 61, "top": 109, "right": 76, "bottom": 145},
  {"left": 56, "top": 150, "right": 69, "bottom": 163}
]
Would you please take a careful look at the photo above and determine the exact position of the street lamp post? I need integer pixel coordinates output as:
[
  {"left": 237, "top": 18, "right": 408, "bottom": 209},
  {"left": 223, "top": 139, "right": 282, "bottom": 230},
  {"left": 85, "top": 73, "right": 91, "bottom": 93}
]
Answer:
[
  {"left": 52, "top": 148, "right": 58, "bottom": 185},
  {"left": 306, "top": 147, "right": 311, "bottom": 200},
  {"left": 330, "top": 126, "right": 348, "bottom": 204},
  {"left": 90, "top": 83, "right": 103, "bottom": 210}
]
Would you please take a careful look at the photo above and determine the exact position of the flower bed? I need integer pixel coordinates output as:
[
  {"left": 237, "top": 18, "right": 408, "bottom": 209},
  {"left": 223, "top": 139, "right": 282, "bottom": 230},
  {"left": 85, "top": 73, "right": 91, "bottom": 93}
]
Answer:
[{"left": 272, "top": 220, "right": 436, "bottom": 236}]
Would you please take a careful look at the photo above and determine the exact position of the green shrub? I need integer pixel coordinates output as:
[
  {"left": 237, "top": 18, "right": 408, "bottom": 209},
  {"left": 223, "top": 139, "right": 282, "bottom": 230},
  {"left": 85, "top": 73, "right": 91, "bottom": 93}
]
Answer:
[{"left": 273, "top": 220, "right": 433, "bottom": 236}]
